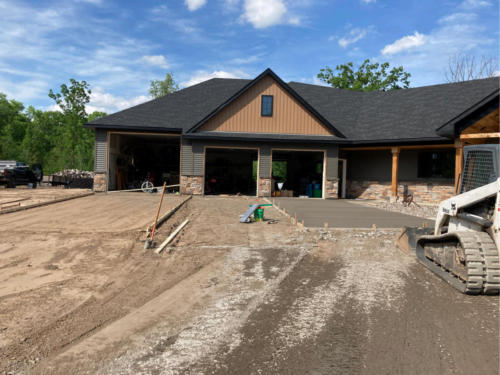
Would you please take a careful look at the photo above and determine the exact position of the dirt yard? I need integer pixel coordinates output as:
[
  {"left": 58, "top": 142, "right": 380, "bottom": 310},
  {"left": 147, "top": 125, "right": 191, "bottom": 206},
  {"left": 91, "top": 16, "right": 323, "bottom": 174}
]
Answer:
[
  {"left": 0, "top": 187, "right": 92, "bottom": 212},
  {"left": 0, "top": 195, "right": 498, "bottom": 375}
]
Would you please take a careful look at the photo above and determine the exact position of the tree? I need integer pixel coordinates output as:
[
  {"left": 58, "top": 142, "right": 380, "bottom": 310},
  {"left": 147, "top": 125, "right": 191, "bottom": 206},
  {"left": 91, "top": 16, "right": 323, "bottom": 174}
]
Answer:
[
  {"left": 445, "top": 54, "right": 498, "bottom": 82},
  {"left": 149, "top": 72, "right": 179, "bottom": 99},
  {"left": 22, "top": 107, "right": 64, "bottom": 169},
  {"left": 0, "top": 93, "right": 30, "bottom": 159},
  {"left": 49, "top": 79, "right": 93, "bottom": 169},
  {"left": 317, "top": 59, "right": 411, "bottom": 91}
]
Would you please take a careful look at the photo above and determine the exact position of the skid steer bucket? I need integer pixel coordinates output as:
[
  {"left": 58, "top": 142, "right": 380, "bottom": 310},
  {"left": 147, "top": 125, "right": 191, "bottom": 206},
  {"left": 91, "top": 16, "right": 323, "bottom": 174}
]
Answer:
[{"left": 396, "top": 226, "right": 433, "bottom": 255}]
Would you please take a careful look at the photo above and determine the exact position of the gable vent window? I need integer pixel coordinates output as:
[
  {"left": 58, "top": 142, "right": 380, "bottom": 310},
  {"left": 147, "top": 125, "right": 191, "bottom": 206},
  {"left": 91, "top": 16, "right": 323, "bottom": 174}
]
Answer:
[{"left": 261, "top": 95, "right": 273, "bottom": 117}]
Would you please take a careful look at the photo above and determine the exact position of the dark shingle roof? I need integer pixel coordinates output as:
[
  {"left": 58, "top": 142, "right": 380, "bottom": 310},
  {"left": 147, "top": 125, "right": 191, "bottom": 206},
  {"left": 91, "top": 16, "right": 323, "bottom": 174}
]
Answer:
[
  {"left": 289, "top": 77, "right": 499, "bottom": 142},
  {"left": 88, "top": 71, "right": 499, "bottom": 143},
  {"left": 87, "top": 78, "right": 251, "bottom": 132}
]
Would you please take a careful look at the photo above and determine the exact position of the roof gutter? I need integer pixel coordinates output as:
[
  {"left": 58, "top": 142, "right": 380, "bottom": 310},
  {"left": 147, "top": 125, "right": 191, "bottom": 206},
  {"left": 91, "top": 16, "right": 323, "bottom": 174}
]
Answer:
[{"left": 84, "top": 123, "right": 183, "bottom": 134}]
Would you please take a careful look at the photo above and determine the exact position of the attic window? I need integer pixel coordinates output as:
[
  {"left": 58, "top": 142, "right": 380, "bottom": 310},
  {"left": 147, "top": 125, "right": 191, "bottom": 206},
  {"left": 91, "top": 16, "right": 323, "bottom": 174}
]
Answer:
[{"left": 261, "top": 95, "right": 273, "bottom": 117}]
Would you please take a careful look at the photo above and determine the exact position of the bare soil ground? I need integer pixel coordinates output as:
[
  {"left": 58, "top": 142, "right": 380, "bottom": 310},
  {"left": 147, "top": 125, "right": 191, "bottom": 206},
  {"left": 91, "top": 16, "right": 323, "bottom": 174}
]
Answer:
[
  {"left": 0, "top": 187, "right": 91, "bottom": 212},
  {"left": 0, "top": 195, "right": 497, "bottom": 375}
]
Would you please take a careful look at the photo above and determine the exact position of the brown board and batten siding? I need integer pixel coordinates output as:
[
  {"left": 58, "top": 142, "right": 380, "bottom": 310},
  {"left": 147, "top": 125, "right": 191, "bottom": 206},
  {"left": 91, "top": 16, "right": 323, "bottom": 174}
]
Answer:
[{"left": 198, "top": 75, "right": 334, "bottom": 136}]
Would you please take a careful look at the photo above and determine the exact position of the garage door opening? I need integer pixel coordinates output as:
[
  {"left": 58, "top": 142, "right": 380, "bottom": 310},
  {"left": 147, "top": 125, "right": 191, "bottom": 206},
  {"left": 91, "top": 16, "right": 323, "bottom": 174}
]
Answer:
[
  {"left": 108, "top": 133, "right": 180, "bottom": 191},
  {"left": 204, "top": 148, "right": 258, "bottom": 196},
  {"left": 271, "top": 150, "right": 324, "bottom": 198}
]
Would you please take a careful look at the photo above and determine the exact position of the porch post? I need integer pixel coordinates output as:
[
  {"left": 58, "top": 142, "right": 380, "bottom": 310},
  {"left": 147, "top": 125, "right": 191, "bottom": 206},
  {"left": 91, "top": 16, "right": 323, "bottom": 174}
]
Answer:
[
  {"left": 454, "top": 139, "right": 463, "bottom": 193},
  {"left": 391, "top": 147, "right": 400, "bottom": 201}
]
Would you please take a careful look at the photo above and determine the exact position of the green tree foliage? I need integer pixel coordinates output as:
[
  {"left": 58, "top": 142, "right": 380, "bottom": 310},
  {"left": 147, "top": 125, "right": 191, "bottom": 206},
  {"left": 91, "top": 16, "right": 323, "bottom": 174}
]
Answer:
[
  {"left": 0, "top": 94, "right": 30, "bottom": 159},
  {"left": 0, "top": 80, "right": 106, "bottom": 174},
  {"left": 317, "top": 59, "right": 411, "bottom": 91},
  {"left": 149, "top": 72, "right": 179, "bottom": 99},
  {"left": 49, "top": 79, "right": 94, "bottom": 170}
]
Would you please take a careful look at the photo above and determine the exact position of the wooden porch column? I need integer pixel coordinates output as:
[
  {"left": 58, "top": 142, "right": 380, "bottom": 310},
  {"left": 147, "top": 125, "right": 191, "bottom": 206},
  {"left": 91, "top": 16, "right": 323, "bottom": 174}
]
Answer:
[
  {"left": 391, "top": 147, "right": 400, "bottom": 200},
  {"left": 454, "top": 139, "right": 463, "bottom": 193}
]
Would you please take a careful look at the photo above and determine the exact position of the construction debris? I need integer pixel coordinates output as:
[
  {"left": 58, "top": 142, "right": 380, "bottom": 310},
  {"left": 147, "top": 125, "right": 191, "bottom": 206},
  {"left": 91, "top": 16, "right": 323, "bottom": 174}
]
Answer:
[
  {"left": 156, "top": 219, "right": 190, "bottom": 254},
  {"left": 53, "top": 169, "right": 95, "bottom": 178}
]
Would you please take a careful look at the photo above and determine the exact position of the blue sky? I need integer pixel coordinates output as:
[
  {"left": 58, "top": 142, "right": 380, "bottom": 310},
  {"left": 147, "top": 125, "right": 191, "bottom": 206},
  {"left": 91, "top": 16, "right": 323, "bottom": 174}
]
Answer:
[{"left": 0, "top": 0, "right": 498, "bottom": 114}]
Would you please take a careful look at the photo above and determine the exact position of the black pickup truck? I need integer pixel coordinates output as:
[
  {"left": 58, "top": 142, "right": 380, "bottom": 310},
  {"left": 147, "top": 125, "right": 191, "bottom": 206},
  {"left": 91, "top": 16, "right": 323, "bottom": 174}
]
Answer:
[{"left": 0, "top": 160, "right": 43, "bottom": 188}]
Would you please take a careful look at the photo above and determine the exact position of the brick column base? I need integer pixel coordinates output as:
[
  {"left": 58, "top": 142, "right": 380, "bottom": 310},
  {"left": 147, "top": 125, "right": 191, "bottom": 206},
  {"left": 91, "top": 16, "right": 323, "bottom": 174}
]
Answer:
[
  {"left": 180, "top": 175, "right": 203, "bottom": 195},
  {"left": 258, "top": 177, "right": 271, "bottom": 197},
  {"left": 325, "top": 179, "right": 338, "bottom": 199},
  {"left": 93, "top": 172, "right": 107, "bottom": 192}
]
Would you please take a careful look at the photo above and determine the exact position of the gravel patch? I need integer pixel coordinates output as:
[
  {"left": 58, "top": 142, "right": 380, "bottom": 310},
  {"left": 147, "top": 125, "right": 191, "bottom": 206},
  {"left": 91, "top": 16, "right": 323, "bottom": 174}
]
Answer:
[{"left": 350, "top": 199, "right": 439, "bottom": 220}]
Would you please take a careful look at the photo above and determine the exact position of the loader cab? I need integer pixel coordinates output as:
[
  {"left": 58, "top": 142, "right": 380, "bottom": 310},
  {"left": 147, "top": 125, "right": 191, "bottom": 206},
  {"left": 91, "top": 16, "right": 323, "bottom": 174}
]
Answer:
[{"left": 460, "top": 144, "right": 499, "bottom": 193}]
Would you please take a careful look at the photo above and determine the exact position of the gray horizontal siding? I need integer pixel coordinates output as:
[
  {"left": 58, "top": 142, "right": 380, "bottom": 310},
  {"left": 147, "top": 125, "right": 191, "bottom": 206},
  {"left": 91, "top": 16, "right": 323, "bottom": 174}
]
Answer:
[
  {"left": 326, "top": 146, "right": 339, "bottom": 180},
  {"left": 180, "top": 139, "right": 339, "bottom": 181},
  {"left": 192, "top": 142, "right": 205, "bottom": 176},
  {"left": 259, "top": 145, "right": 271, "bottom": 179},
  {"left": 94, "top": 129, "right": 107, "bottom": 172},
  {"left": 181, "top": 138, "right": 194, "bottom": 176}
]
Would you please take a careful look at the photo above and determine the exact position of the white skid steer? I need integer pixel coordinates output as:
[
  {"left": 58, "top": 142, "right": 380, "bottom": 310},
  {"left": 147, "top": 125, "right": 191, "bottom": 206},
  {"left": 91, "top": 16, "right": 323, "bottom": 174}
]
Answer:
[{"left": 397, "top": 144, "right": 500, "bottom": 294}]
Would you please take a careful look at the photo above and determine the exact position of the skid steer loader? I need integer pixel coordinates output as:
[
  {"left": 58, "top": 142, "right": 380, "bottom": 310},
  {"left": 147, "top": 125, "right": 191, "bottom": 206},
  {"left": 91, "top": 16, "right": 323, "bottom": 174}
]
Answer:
[{"left": 397, "top": 144, "right": 500, "bottom": 294}]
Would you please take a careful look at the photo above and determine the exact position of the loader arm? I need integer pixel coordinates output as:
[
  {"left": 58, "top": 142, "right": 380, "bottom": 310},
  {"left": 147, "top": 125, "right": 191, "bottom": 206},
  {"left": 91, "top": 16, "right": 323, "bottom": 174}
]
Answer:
[{"left": 434, "top": 178, "right": 500, "bottom": 236}]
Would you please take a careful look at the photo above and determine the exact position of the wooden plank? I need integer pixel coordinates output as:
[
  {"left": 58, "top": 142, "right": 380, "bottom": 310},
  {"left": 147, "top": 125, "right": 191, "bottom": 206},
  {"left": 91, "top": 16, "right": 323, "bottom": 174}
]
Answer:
[
  {"left": 341, "top": 144, "right": 454, "bottom": 151},
  {"left": 460, "top": 132, "right": 500, "bottom": 139},
  {"left": 391, "top": 147, "right": 400, "bottom": 197},
  {"left": 155, "top": 219, "right": 189, "bottom": 254},
  {"left": 462, "top": 108, "right": 499, "bottom": 134},
  {"left": 454, "top": 139, "right": 463, "bottom": 193},
  {"left": 108, "top": 184, "right": 180, "bottom": 193}
]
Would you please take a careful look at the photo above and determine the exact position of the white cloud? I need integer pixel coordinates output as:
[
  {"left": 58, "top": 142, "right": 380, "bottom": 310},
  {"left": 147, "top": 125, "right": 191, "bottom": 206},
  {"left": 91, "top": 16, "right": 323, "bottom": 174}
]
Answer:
[
  {"left": 182, "top": 70, "right": 248, "bottom": 87},
  {"left": 87, "top": 87, "right": 149, "bottom": 114},
  {"left": 381, "top": 31, "right": 426, "bottom": 55},
  {"left": 377, "top": 9, "right": 496, "bottom": 86},
  {"left": 459, "top": 0, "right": 491, "bottom": 9},
  {"left": 141, "top": 55, "right": 170, "bottom": 69},
  {"left": 185, "top": 0, "right": 207, "bottom": 11},
  {"left": 243, "top": 0, "right": 295, "bottom": 28},
  {"left": 229, "top": 55, "right": 261, "bottom": 64},
  {"left": 361, "top": 0, "right": 376, "bottom": 3},
  {"left": 338, "top": 27, "right": 369, "bottom": 48}
]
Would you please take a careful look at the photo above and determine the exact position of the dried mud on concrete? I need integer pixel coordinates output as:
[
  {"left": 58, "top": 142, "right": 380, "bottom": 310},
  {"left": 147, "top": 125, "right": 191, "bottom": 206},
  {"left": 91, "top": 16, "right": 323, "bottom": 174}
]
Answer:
[{"left": 0, "top": 195, "right": 498, "bottom": 375}]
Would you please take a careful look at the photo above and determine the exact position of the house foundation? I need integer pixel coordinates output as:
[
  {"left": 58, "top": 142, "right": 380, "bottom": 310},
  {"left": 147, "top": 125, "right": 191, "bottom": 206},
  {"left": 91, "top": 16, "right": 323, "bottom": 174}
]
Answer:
[
  {"left": 347, "top": 180, "right": 455, "bottom": 204},
  {"left": 93, "top": 173, "right": 107, "bottom": 192},
  {"left": 325, "top": 179, "right": 339, "bottom": 199},
  {"left": 180, "top": 176, "right": 203, "bottom": 195},
  {"left": 258, "top": 177, "right": 272, "bottom": 197}
]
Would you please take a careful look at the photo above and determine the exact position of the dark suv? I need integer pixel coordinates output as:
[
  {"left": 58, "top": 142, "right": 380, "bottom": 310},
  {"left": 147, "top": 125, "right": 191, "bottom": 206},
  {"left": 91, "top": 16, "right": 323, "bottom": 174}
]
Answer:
[{"left": 0, "top": 161, "right": 43, "bottom": 188}]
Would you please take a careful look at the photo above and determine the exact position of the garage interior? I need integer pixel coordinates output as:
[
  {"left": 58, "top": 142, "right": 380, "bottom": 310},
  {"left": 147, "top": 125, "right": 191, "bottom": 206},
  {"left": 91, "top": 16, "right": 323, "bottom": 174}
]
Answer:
[
  {"left": 271, "top": 150, "right": 324, "bottom": 198},
  {"left": 204, "top": 148, "right": 258, "bottom": 196},
  {"left": 107, "top": 133, "right": 180, "bottom": 191}
]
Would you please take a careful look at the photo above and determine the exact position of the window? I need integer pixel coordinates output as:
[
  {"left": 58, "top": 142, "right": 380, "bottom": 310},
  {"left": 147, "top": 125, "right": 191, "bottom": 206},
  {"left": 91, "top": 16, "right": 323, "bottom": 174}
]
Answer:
[
  {"left": 261, "top": 95, "right": 273, "bottom": 117},
  {"left": 417, "top": 151, "right": 454, "bottom": 179}
]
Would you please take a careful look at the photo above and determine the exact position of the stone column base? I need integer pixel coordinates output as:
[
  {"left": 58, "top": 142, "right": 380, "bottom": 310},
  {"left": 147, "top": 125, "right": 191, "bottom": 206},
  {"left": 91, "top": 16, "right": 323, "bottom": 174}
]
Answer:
[
  {"left": 258, "top": 177, "right": 271, "bottom": 197},
  {"left": 325, "top": 179, "right": 338, "bottom": 199},
  {"left": 93, "top": 172, "right": 107, "bottom": 192},
  {"left": 180, "top": 175, "right": 203, "bottom": 195}
]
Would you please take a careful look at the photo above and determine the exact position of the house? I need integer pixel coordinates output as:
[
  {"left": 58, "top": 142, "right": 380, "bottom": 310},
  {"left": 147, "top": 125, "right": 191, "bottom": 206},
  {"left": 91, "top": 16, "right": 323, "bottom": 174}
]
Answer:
[{"left": 86, "top": 69, "right": 499, "bottom": 204}]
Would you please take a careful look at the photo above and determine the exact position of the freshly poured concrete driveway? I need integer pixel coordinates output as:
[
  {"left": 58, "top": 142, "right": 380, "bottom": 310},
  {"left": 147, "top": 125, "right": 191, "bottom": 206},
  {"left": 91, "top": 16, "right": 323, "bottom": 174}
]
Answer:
[{"left": 273, "top": 198, "right": 433, "bottom": 228}]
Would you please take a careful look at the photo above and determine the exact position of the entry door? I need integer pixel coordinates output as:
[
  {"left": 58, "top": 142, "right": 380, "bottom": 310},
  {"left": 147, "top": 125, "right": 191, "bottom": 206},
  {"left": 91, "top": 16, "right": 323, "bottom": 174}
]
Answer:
[{"left": 338, "top": 159, "right": 347, "bottom": 198}]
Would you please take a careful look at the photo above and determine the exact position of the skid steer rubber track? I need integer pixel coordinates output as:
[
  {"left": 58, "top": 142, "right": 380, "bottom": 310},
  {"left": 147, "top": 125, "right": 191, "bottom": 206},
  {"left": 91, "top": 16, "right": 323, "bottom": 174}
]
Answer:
[{"left": 416, "top": 231, "right": 500, "bottom": 295}]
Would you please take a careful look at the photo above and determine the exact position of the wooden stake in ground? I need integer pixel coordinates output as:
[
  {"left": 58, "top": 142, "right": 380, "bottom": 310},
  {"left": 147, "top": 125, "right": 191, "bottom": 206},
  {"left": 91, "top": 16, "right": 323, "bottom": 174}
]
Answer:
[
  {"left": 156, "top": 219, "right": 189, "bottom": 254},
  {"left": 144, "top": 182, "right": 167, "bottom": 249}
]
